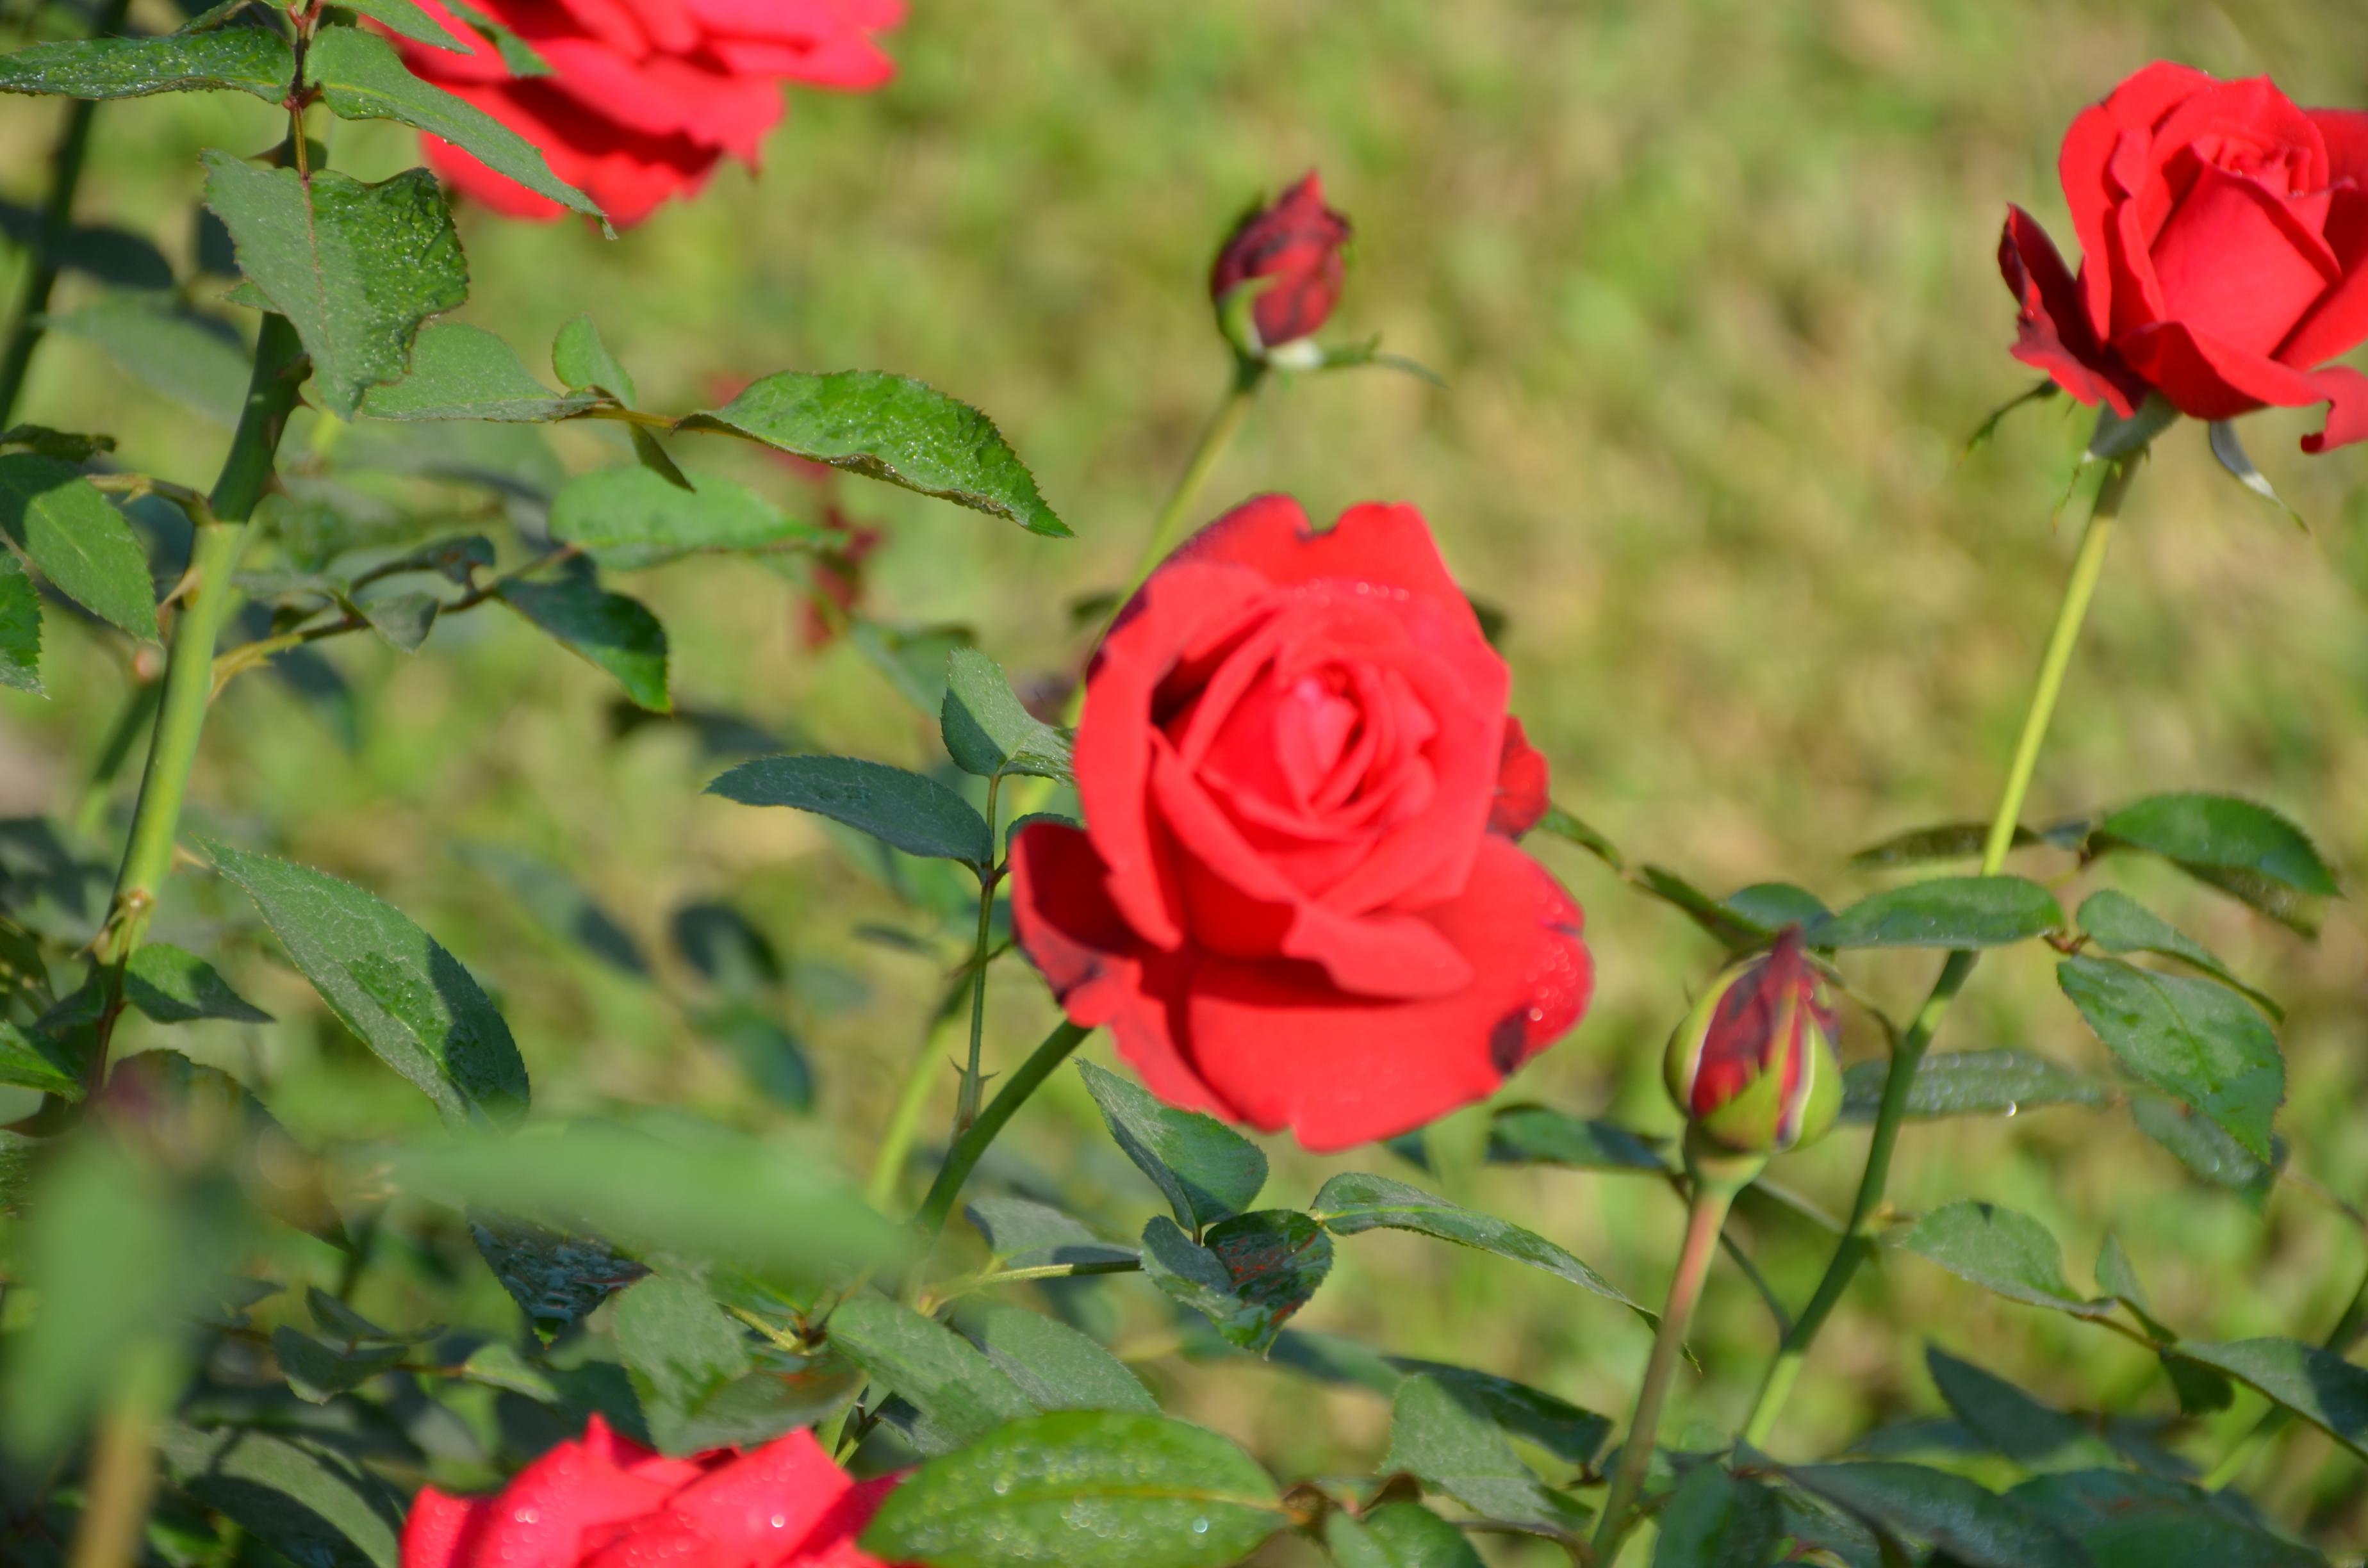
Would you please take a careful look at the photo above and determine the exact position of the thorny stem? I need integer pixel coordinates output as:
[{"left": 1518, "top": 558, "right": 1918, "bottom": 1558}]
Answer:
[
  {"left": 864, "top": 992, "right": 965, "bottom": 1212},
  {"left": 1738, "top": 448, "right": 2135, "bottom": 1448},
  {"left": 912, "top": 1019, "right": 1092, "bottom": 1245},
  {"left": 953, "top": 776, "right": 1003, "bottom": 1133}
]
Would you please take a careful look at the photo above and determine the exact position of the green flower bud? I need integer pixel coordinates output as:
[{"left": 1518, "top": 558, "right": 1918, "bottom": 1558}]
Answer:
[{"left": 1665, "top": 926, "right": 1842, "bottom": 1155}]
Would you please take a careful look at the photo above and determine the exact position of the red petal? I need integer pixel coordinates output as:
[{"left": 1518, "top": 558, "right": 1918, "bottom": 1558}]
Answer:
[
  {"left": 1170, "top": 498, "right": 1485, "bottom": 643},
  {"left": 399, "top": 1489, "right": 491, "bottom": 1568},
  {"left": 2147, "top": 160, "right": 2339, "bottom": 354},
  {"left": 447, "top": 1419, "right": 681, "bottom": 1568},
  {"left": 790, "top": 1472, "right": 906, "bottom": 1564},
  {"left": 2278, "top": 187, "right": 2368, "bottom": 368},
  {"left": 2300, "top": 365, "right": 2368, "bottom": 452},
  {"left": 2059, "top": 60, "right": 2213, "bottom": 327},
  {"left": 2117, "top": 318, "right": 2325, "bottom": 420},
  {"left": 664, "top": 1428, "right": 851, "bottom": 1560},
  {"left": 1488, "top": 717, "right": 1550, "bottom": 839},
  {"left": 1183, "top": 837, "right": 1591, "bottom": 1152},
  {"left": 1998, "top": 206, "right": 2137, "bottom": 414},
  {"left": 2312, "top": 109, "right": 2368, "bottom": 185}
]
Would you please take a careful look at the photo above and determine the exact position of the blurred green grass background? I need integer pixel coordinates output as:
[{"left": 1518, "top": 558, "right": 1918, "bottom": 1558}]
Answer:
[{"left": 6, "top": 0, "right": 2368, "bottom": 1551}]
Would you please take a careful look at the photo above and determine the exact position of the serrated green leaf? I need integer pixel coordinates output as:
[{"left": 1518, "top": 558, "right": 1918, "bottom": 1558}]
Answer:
[
  {"left": 1848, "top": 822, "right": 2043, "bottom": 869},
  {"left": 156, "top": 1421, "right": 402, "bottom": 1568},
  {"left": 2095, "top": 793, "right": 2339, "bottom": 897},
  {"left": 549, "top": 464, "right": 809, "bottom": 568},
  {"left": 828, "top": 1294, "right": 1033, "bottom": 1454},
  {"left": 1141, "top": 1212, "right": 1331, "bottom": 1354},
  {"left": 1840, "top": 1050, "right": 2110, "bottom": 1123},
  {"left": 957, "top": 1302, "right": 1156, "bottom": 1414},
  {"left": 707, "top": 754, "right": 992, "bottom": 869},
  {"left": 0, "top": 453, "right": 156, "bottom": 638},
  {"left": 1077, "top": 1059, "right": 1266, "bottom": 1233},
  {"left": 941, "top": 648, "right": 1072, "bottom": 782},
  {"left": 0, "top": 28, "right": 292, "bottom": 101},
  {"left": 272, "top": 1324, "right": 406, "bottom": 1403},
  {"left": 2058, "top": 955, "right": 2282, "bottom": 1161},
  {"left": 337, "top": 0, "right": 466, "bottom": 51},
  {"left": 467, "top": 1213, "right": 645, "bottom": 1341},
  {"left": 1925, "top": 1346, "right": 2110, "bottom": 1468},
  {"left": 361, "top": 589, "right": 438, "bottom": 651},
  {"left": 2078, "top": 890, "right": 2280, "bottom": 1018},
  {"left": 609, "top": 1271, "right": 830, "bottom": 1455},
  {"left": 305, "top": 26, "right": 599, "bottom": 220},
  {"left": 965, "top": 1196, "right": 1136, "bottom": 1267},
  {"left": 0, "top": 1018, "right": 78, "bottom": 1097},
  {"left": 360, "top": 321, "right": 608, "bottom": 422},
  {"left": 1312, "top": 1172, "right": 1635, "bottom": 1308},
  {"left": 862, "top": 1409, "right": 1285, "bottom": 1568},
  {"left": 1896, "top": 1200, "right": 2108, "bottom": 1318},
  {"left": 2128, "top": 1093, "right": 2277, "bottom": 1204},
  {"left": 1483, "top": 1104, "right": 1668, "bottom": 1171},
  {"left": 1354, "top": 1501, "right": 1486, "bottom": 1568},
  {"left": 202, "top": 155, "right": 468, "bottom": 420},
  {"left": 2169, "top": 1339, "right": 2368, "bottom": 1459},
  {"left": 2010, "top": 1469, "right": 2322, "bottom": 1568},
  {"left": 552, "top": 313, "right": 635, "bottom": 405},
  {"left": 0, "top": 550, "right": 40, "bottom": 694},
  {"left": 497, "top": 573, "right": 670, "bottom": 712},
  {"left": 1808, "top": 876, "right": 2062, "bottom": 949},
  {"left": 1383, "top": 1373, "right": 1587, "bottom": 1540},
  {"left": 1386, "top": 1359, "right": 1611, "bottom": 1465},
  {"left": 680, "top": 370, "right": 1068, "bottom": 536},
  {"left": 201, "top": 837, "right": 528, "bottom": 1127},
  {"left": 45, "top": 297, "right": 251, "bottom": 424},
  {"left": 1652, "top": 1463, "right": 1784, "bottom": 1568},
  {"left": 124, "top": 942, "right": 273, "bottom": 1023},
  {"left": 1784, "top": 1462, "right": 2084, "bottom": 1568},
  {"left": 458, "top": 1340, "right": 561, "bottom": 1401},
  {"left": 1721, "top": 881, "right": 1830, "bottom": 931}
]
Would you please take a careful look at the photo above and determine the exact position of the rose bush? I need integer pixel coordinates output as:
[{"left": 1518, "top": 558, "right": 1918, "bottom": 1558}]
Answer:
[
  {"left": 401, "top": 1417, "right": 903, "bottom": 1568},
  {"left": 2000, "top": 61, "right": 2368, "bottom": 450},
  {"left": 1010, "top": 496, "right": 1592, "bottom": 1152},
  {"left": 1208, "top": 171, "right": 1352, "bottom": 351},
  {"left": 396, "top": 0, "right": 904, "bottom": 225}
]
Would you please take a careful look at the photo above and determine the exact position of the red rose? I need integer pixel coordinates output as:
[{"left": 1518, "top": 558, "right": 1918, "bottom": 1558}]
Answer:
[
  {"left": 2001, "top": 62, "right": 2368, "bottom": 451},
  {"left": 401, "top": 1416, "right": 905, "bottom": 1568},
  {"left": 1009, "top": 496, "right": 1592, "bottom": 1152},
  {"left": 1209, "top": 172, "right": 1353, "bottom": 351},
  {"left": 395, "top": 0, "right": 903, "bottom": 227}
]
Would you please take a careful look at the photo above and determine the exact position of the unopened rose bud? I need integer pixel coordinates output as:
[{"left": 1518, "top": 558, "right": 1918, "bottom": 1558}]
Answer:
[
  {"left": 1665, "top": 927, "right": 1841, "bottom": 1156},
  {"left": 1209, "top": 170, "right": 1351, "bottom": 355}
]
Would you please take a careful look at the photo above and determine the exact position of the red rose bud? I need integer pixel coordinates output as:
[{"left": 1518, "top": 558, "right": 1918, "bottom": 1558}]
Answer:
[
  {"left": 1210, "top": 171, "right": 1352, "bottom": 354},
  {"left": 1665, "top": 927, "right": 1841, "bottom": 1156}
]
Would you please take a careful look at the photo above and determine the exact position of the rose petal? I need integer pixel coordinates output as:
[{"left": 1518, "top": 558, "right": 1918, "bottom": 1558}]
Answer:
[
  {"left": 1182, "top": 837, "right": 1591, "bottom": 1152},
  {"left": 399, "top": 1489, "right": 492, "bottom": 1568},
  {"left": 2279, "top": 187, "right": 2368, "bottom": 368},
  {"left": 2312, "top": 108, "right": 2368, "bottom": 186},
  {"left": 1488, "top": 716, "right": 1549, "bottom": 839},
  {"left": 789, "top": 1473, "right": 905, "bottom": 1566},
  {"left": 2059, "top": 60, "right": 2214, "bottom": 328},
  {"left": 2116, "top": 316, "right": 2328, "bottom": 420},
  {"left": 1998, "top": 206, "right": 2137, "bottom": 414},
  {"left": 445, "top": 1417, "right": 681, "bottom": 1568},
  {"left": 2300, "top": 364, "right": 2368, "bottom": 452},
  {"left": 663, "top": 1428, "right": 852, "bottom": 1561},
  {"left": 2146, "top": 160, "right": 2340, "bottom": 352},
  {"left": 1169, "top": 498, "right": 1486, "bottom": 644},
  {"left": 1009, "top": 822, "right": 1235, "bottom": 1119}
]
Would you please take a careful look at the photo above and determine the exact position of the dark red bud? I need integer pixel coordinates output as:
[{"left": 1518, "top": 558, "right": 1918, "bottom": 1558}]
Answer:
[{"left": 1209, "top": 170, "right": 1352, "bottom": 350}]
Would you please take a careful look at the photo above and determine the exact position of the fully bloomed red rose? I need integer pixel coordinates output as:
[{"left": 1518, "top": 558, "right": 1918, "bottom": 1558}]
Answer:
[
  {"left": 2002, "top": 61, "right": 2368, "bottom": 451},
  {"left": 396, "top": 0, "right": 903, "bottom": 227},
  {"left": 1009, "top": 496, "right": 1592, "bottom": 1152},
  {"left": 402, "top": 1416, "right": 905, "bottom": 1568},
  {"left": 1209, "top": 172, "right": 1353, "bottom": 351}
]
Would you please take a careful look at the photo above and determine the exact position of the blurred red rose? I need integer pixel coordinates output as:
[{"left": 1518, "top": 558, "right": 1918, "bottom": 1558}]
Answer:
[
  {"left": 2002, "top": 61, "right": 2368, "bottom": 451},
  {"left": 1009, "top": 496, "right": 1592, "bottom": 1152},
  {"left": 401, "top": 1416, "right": 905, "bottom": 1568},
  {"left": 397, "top": 0, "right": 904, "bottom": 227},
  {"left": 1209, "top": 171, "right": 1352, "bottom": 350},
  {"left": 802, "top": 505, "right": 884, "bottom": 648}
]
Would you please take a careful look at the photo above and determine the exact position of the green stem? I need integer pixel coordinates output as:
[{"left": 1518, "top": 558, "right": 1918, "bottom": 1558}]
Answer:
[
  {"left": 1594, "top": 1152, "right": 1753, "bottom": 1564},
  {"left": 953, "top": 776, "right": 1003, "bottom": 1133},
  {"left": 865, "top": 1000, "right": 962, "bottom": 1212},
  {"left": 1119, "top": 358, "right": 1265, "bottom": 603},
  {"left": 64, "top": 1401, "right": 157, "bottom": 1568},
  {"left": 1738, "top": 452, "right": 2133, "bottom": 1448},
  {"left": 912, "top": 1019, "right": 1091, "bottom": 1243},
  {"left": 2201, "top": 1259, "right": 2368, "bottom": 1490},
  {"left": 0, "top": 0, "right": 133, "bottom": 425}
]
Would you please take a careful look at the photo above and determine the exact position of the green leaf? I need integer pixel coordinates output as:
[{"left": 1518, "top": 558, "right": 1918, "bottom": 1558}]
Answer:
[
  {"left": 45, "top": 297, "right": 252, "bottom": 424},
  {"left": 1635, "top": 863, "right": 1768, "bottom": 947},
  {"left": 394, "top": 1123, "right": 899, "bottom": 1286},
  {"left": 707, "top": 755, "right": 992, "bottom": 869},
  {"left": 942, "top": 648, "right": 1073, "bottom": 782},
  {"left": 0, "top": 549, "right": 40, "bottom": 694},
  {"left": 305, "top": 26, "right": 600, "bottom": 221},
  {"left": 1141, "top": 1211, "right": 1332, "bottom": 1354},
  {"left": 827, "top": 1294, "right": 1034, "bottom": 1454},
  {"left": 552, "top": 313, "right": 636, "bottom": 404},
  {"left": 548, "top": 464, "right": 810, "bottom": 568},
  {"left": 336, "top": 0, "right": 467, "bottom": 51},
  {"left": 1784, "top": 1462, "right": 2085, "bottom": 1568},
  {"left": 2171, "top": 1339, "right": 2368, "bottom": 1458},
  {"left": 1925, "top": 1346, "right": 2110, "bottom": 1468},
  {"left": 306, "top": 1285, "right": 427, "bottom": 1344},
  {"left": 467, "top": 1213, "right": 646, "bottom": 1341},
  {"left": 1848, "top": 822, "right": 2045, "bottom": 869},
  {"left": 611, "top": 1271, "right": 831, "bottom": 1454},
  {"left": 359, "top": 589, "right": 438, "bottom": 651},
  {"left": 459, "top": 1340, "right": 562, "bottom": 1401},
  {"left": 0, "top": 1018, "right": 79, "bottom": 1097},
  {"left": 1381, "top": 1373, "right": 1587, "bottom": 1539},
  {"left": 1386, "top": 1360, "right": 1611, "bottom": 1465},
  {"left": 2094, "top": 793, "right": 2339, "bottom": 898},
  {"left": 0, "top": 28, "right": 293, "bottom": 101},
  {"left": 497, "top": 573, "right": 671, "bottom": 712},
  {"left": 957, "top": 1303, "right": 1157, "bottom": 1414},
  {"left": 360, "top": 321, "right": 608, "bottom": 422},
  {"left": 201, "top": 155, "right": 469, "bottom": 420},
  {"left": 696, "top": 1004, "right": 812, "bottom": 1111},
  {"left": 1652, "top": 1464, "right": 1784, "bottom": 1568},
  {"left": 124, "top": 942, "right": 273, "bottom": 1023},
  {"left": 1807, "top": 876, "right": 2062, "bottom": 949},
  {"left": 1896, "top": 1200, "right": 2109, "bottom": 1318},
  {"left": 2077, "top": 890, "right": 2280, "bottom": 1018},
  {"left": 1721, "top": 881, "right": 1830, "bottom": 931},
  {"left": 1355, "top": 1502, "right": 1486, "bottom": 1568},
  {"left": 862, "top": 1409, "right": 1286, "bottom": 1568},
  {"left": 272, "top": 1325, "right": 407, "bottom": 1403},
  {"left": 202, "top": 837, "right": 527, "bottom": 1127},
  {"left": 1840, "top": 1050, "right": 2110, "bottom": 1123},
  {"left": 2011, "top": 1470, "right": 2323, "bottom": 1568},
  {"left": 2128, "top": 1093, "right": 2276, "bottom": 1202},
  {"left": 2057, "top": 954, "right": 2282, "bottom": 1161},
  {"left": 1077, "top": 1059, "right": 1267, "bottom": 1232},
  {"left": 156, "top": 1421, "right": 404, "bottom": 1568},
  {"left": 0, "top": 453, "right": 156, "bottom": 639},
  {"left": 967, "top": 1196, "right": 1137, "bottom": 1267},
  {"left": 456, "top": 842, "right": 646, "bottom": 977},
  {"left": 1483, "top": 1104, "right": 1666, "bottom": 1171},
  {"left": 1311, "top": 1172, "right": 1636, "bottom": 1308},
  {"left": 1533, "top": 803, "right": 1624, "bottom": 871},
  {"left": 679, "top": 370, "right": 1069, "bottom": 537}
]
